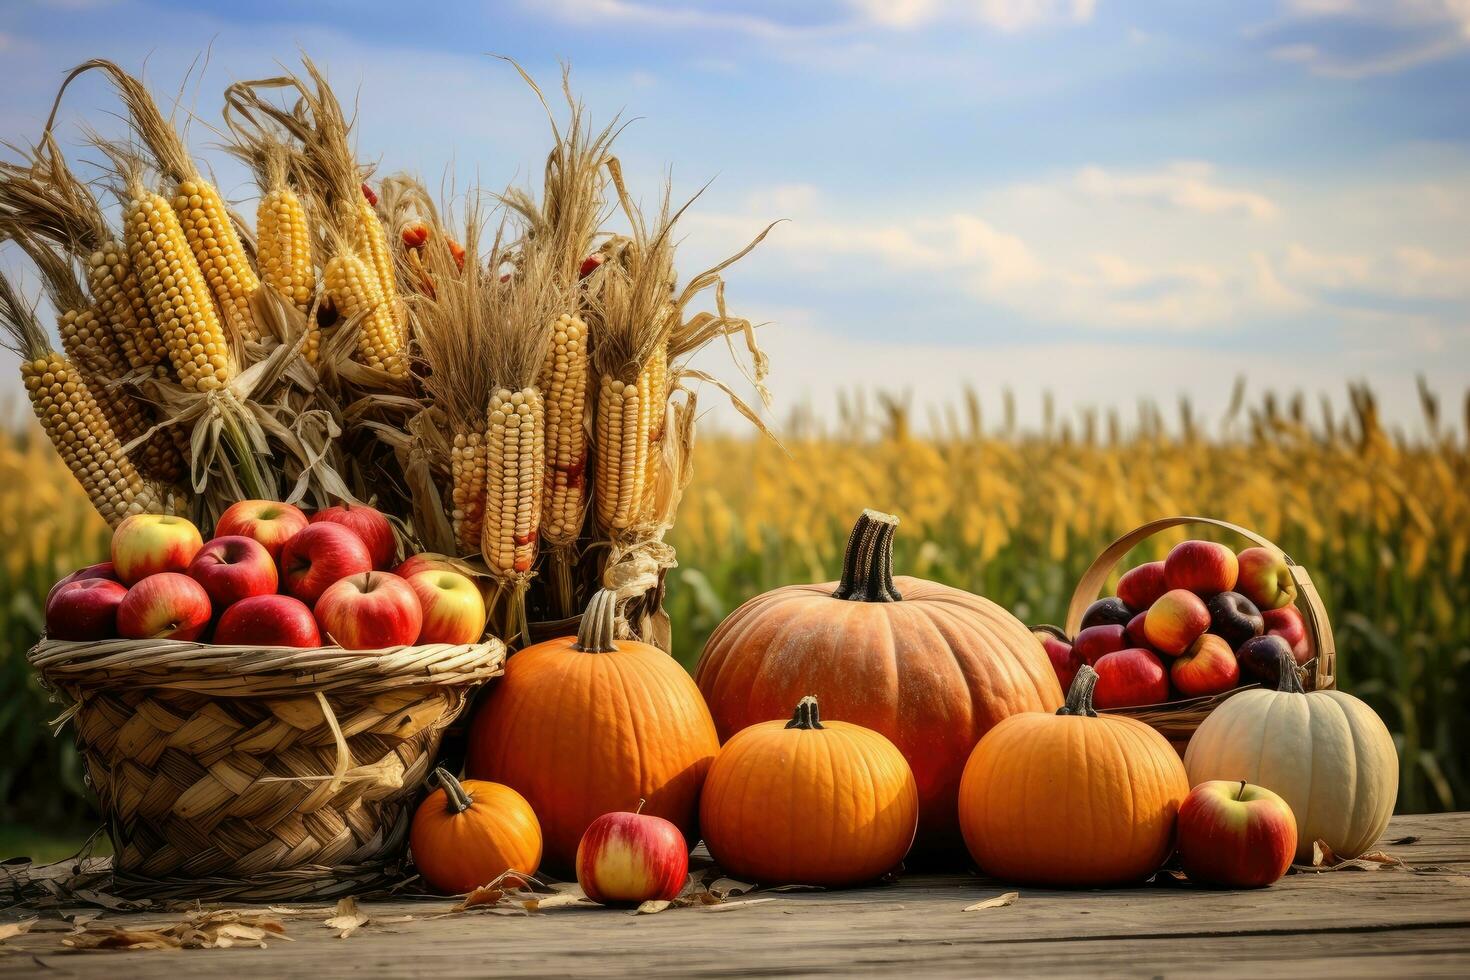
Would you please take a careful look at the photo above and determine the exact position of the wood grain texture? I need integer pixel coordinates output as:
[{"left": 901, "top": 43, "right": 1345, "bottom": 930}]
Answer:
[{"left": 3, "top": 813, "right": 1467, "bottom": 978}]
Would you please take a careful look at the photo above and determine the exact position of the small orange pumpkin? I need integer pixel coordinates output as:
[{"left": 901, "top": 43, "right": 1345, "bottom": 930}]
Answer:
[
  {"left": 699, "top": 696, "right": 919, "bottom": 887},
  {"left": 957, "top": 665, "right": 1188, "bottom": 887},
  {"left": 409, "top": 767, "right": 542, "bottom": 894},
  {"left": 467, "top": 590, "right": 719, "bottom": 872}
]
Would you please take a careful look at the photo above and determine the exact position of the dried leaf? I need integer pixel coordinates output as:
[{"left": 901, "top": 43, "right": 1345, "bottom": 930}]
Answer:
[
  {"left": 702, "top": 898, "right": 775, "bottom": 912},
  {"left": 0, "top": 920, "right": 35, "bottom": 942},
  {"left": 964, "top": 891, "right": 1019, "bottom": 912},
  {"left": 324, "top": 898, "right": 370, "bottom": 939},
  {"left": 63, "top": 927, "right": 181, "bottom": 951},
  {"left": 632, "top": 900, "right": 670, "bottom": 915},
  {"left": 765, "top": 884, "right": 824, "bottom": 893},
  {"left": 707, "top": 877, "right": 755, "bottom": 899},
  {"left": 1389, "top": 835, "right": 1421, "bottom": 846},
  {"left": 526, "top": 894, "right": 583, "bottom": 912}
]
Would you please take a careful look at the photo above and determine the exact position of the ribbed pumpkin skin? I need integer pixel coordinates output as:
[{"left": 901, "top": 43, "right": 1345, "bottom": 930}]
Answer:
[
  {"left": 409, "top": 779, "right": 542, "bottom": 894},
  {"left": 958, "top": 709, "right": 1188, "bottom": 886},
  {"left": 695, "top": 575, "right": 1063, "bottom": 855},
  {"left": 1184, "top": 687, "right": 1398, "bottom": 862},
  {"left": 467, "top": 635, "right": 720, "bottom": 873},
  {"left": 699, "top": 711, "right": 918, "bottom": 887}
]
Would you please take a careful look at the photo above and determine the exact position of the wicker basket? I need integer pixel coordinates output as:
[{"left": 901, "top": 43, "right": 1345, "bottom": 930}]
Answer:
[
  {"left": 1056, "top": 515, "right": 1336, "bottom": 748},
  {"left": 29, "top": 637, "right": 504, "bottom": 900}
]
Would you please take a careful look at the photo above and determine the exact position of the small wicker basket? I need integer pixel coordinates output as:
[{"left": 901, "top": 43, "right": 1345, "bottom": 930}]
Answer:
[
  {"left": 1057, "top": 516, "right": 1336, "bottom": 748},
  {"left": 29, "top": 636, "right": 504, "bottom": 901}
]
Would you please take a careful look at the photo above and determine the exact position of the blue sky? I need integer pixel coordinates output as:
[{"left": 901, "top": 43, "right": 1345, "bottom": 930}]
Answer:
[{"left": 1, "top": 0, "right": 1467, "bottom": 432}]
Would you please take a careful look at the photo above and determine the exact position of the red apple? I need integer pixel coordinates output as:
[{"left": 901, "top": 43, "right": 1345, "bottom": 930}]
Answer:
[
  {"left": 1163, "top": 539, "right": 1239, "bottom": 596},
  {"left": 116, "top": 572, "right": 212, "bottom": 641},
  {"left": 576, "top": 806, "right": 689, "bottom": 905},
  {"left": 1262, "top": 605, "right": 1313, "bottom": 665},
  {"left": 1124, "top": 611, "right": 1156, "bottom": 651},
  {"left": 1074, "top": 624, "right": 1128, "bottom": 665},
  {"left": 45, "top": 577, "right": 128, "bottom": 641},
  {"left": 1205, "top": 591, "right": 1263, "bottom": 649},
  {"left": 214, "top": 594, "right": 322, "bottom": 647},
  {"left": 1033, "top": 627, "right": 1083, "bottom": 692},
  {"left": 1237, "top": 634, "right": 1295, "bottom": 686},
  {"left": 111, "top": 514, "right": 204, "bottom": 584},
  {"left": 215, "top": 499, "right": 309, "bottom": 561},
  {"left": 1235, "top": 547, "right": 1297, "bottom": 611},
  {"left": 187, "top": 535, "right": 278, "bottom": 608},
  {"left": 407, "top": 570, "right": 487, "bottom": 644},
  {"left": 310, "top": 502, "right": 396, "bottom": 570},
  {"left": 1079, "top": 596, "right": 1134, "bottom": 631},
  {"left": 393, "top": 554, "right": 461, "bottom": 579},
  {"left": 47, "top": 561, "right": 117, "bottom": 606},
  {"left": 279, "top": 523, "right": 374, "bottom": 605},
  {"left": 1144, "top": 589, "right": 1211, "bottom": 655},
  {"left": 314, "top": 571, "right": 422, "bottom": 650},
  {"left": 1091, "top": 648, "right": 1168, "bottom": 709},
  {"left": 1176, "top": 780, "right": 1297, "bottom": 888},
  {"left": 1171, "top": 634, "right": 1240, "bottom": 698},
  {"left": 1117, "top": 561, "right": 1168, "bottom": 611}
]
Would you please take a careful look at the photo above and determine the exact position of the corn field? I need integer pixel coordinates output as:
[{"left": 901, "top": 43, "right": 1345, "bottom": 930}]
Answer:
[{"left": 1, "top": 381, "right": 1467, "bottom": 833}]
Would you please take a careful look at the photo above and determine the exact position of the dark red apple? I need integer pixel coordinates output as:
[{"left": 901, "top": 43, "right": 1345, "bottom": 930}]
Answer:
[
  {"left": 1117, "top": 561, "right": 1168, "bottom": 611},
  {"left": 1164, "top": 539, "right": 1239, "bottom": 596},
  {"left": 1171, "top": 633, "right": 1240, "bottom": 698},
  {"left": 1176, "top": 780, "right": 1297, "bottom": 888},
  {"left": 1080, "top": 596, "right": 1134, "bottom": 631},
  {"left": 47, "top": 561, "right": 117, "bottom": 606},
  {"left": 1144, "top": 589, "right": 1211, "bottom": 655},
  {"left": 1262, "top": 605, "right": 1313, "bottom": 665},
  {"left": 1091, "top": 648, "right": 1168, "bottom": 709},
  {"left": 214, "top": 594, "right": 322, "bottom": 647},
  {"left": 45, "top": 577, "right": 128, "bottom": 641},
  {"left": 310, "top": 502, "right": 397, "bottom": 570},
  {"left": 1205, "top": 591, "right": 1263, "bottom": 649},
  {"left": 1237, "top": 634, "right": 1295, "bottom": 686},
  {"left": 1033, "top": 626, "right": 1083, "bottom": 692},
  {"left": 279, "top": 523, "right": 375, "bottom": 605},
  {"left": 1124, "top": 611, "right": 1156, "bottom": 651},
  {"left": 1074, "top": 624, "right": 1128, "bottom": 665},
  {"left": 188, "top": 535, "right": 278, "bottom": 609},
  {"left": 116, "top": 572, "right": 212, "bottom": 641}
]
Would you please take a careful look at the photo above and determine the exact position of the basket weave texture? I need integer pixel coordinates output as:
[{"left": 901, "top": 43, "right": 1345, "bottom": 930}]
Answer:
[
  {"left": 29, "top": 637, "right": 504, "bottom": 890},
  {"left": 1058, "top": 515, "right": 1337, "bottom": 745}
]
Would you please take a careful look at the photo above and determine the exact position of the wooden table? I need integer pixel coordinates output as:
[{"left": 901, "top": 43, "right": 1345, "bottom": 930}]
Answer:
[{"left": 3, "top": 812, "right": 1467, "bottom": 977}]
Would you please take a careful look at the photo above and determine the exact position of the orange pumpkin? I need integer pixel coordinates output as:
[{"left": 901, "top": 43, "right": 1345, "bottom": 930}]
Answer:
[
  {"left": 695, "top": 509, "right": 1063, "bottom": 857},
  {"left": 467, "top": 590, "right": 719, "bottom": 872},
  {"left": 700, "top": 696, "right": 918, "bottom": 887},
  {"left": 958, "top": 665, "right": 1189, "bottom": 887},
  {"left": 409, "top": 768, "right": 542, "bottom": 894}
]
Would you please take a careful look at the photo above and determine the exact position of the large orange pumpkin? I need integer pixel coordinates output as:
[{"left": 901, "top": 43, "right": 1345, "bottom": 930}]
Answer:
[
  {"left": 409, "top": 768, "right": 542, "bottom": 894},
  {"left": 699, "top": 696, "right": 918, "bottom": 887},
  {"left": 467, "top": 590, "right": 719, "bottom": 872},
  {"left": 957, "top": 665, "right": 1189, "bottom": 886},
  {"left": 695, "top": 509, "right": 1063, "bottom": 856}
]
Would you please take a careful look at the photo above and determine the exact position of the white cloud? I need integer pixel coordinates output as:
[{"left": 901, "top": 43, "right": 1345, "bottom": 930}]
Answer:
[
  {"left": 1074, "top": 162, "right": 1277, "bottom": 220},
  {"left": 1282, "top": 243, "right": 1470, "bottom": 300},
  {"left": 847, "top": 0, "right": 1096, "bottom": 32},
  {"left": 1261, "top": 0, "right": 1470, "bottom": 77}
]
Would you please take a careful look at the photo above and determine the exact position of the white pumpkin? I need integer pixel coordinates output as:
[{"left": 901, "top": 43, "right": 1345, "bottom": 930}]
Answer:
[{"left": 1184, "top": 661, "right": 1398, "bottom": 863}]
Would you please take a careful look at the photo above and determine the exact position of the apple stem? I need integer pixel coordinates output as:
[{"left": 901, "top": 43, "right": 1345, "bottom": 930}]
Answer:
[
  {"left": 1274, "top": 648, "right": 1306, "bottom": 695},
  {"left": 784, "top": 695, "right": 825, "bottom": 730},
  {"left": 433, "top": 767, "right": 474, "bottom": 815},
  {"left": 573, "top": 590, "right": 619, "bottom": 653},
  {"left": 1057, "top": 665, "right": 1100, "bottom": 717},
  {"left": 1236, "top": 780, "right": 1248, "bottom": 802},
  {"left": 635, "top": 798, "right": 646, "bottom": 815},
  {"left": 832, "top": 510, "right": 903, "bottom": 603}
]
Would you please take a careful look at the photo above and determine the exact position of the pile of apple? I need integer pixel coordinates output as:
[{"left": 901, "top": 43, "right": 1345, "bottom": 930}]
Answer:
[
  {"left": 44, "top": 501, "right": 488, "bottom": 650},
  {"left": 1037, "top": 541, "right": 1313, "bottom": 708}
]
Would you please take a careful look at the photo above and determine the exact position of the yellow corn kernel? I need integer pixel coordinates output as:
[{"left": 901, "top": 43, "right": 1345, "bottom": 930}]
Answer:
[
  {"left": 86, "top": 242, "right": 168, "bottom": 378},
  {"left": 323, "top": 252, "right": 408, "bottom": 378},
  {"left": 638, "top": 343, "right": 668, "bottom": 522},
  {"left": 450, "top": 429, "right": 486, "bottom": 554},
  {"left": 257, "top": 186, "right": 315, "bottom": 313},
  {"left": 482, "top": 386, "right": 545, "bottom": 576},
  {"left": 355, "top": 198, "right": 404, "bottom": 345},
  {"left": 173, "top": 178, "right": 262, "bottom": 343},
  {"left": 539, "top": 313, "right": 589, "bottom": 546},
  {"left": 594, "top": 374, "right": 646, "bottom": 531}
]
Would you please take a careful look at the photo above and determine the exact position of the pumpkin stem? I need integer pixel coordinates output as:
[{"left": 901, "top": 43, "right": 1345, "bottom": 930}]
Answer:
[
  {"left": 574, "top": 589, "right": 619, "bottom": 653},
  {"left": 1057, "top": 665, "right": 1099, "bottom": 717},
  {"left": 832, "top": 509, "right": 903, "bottom": 603},
  {"left": 433, "top": 767, "right": 474, "bottom": 815},
  {"left": 1275, "top": 647, "right": 1306, "bottom": 694},
  {"left": 785, "top": 695, "right": 825, "bottom": 730}
]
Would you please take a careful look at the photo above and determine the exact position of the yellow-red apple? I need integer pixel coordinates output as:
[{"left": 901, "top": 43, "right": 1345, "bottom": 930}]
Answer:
[
  {"left": 1144, "top": 589, "right": 1211, "bottom": 655},
  {"left": 310, "top": 502, "right": 397, "bottom": 570},
  {"left": 314, "top": 571, "right": 423, "bottom": 650},
  {"left": 1117, "top": 560, "right": 1168, "bottom": 611},
  {"left": 1172, "top": 634, "right": 1240, "bottom": 698},
  {"left": 1235, "top": 547, "right": 1297, "bottom": 610},
  {"left": 111, "top": 514, "right": 203, "bottom": 585},
  {"left": 407, "top": 570, "right": 487, "bottom": 644},
  {"left": 1091, "top": 648, "right": 1168, "bottom": 708},
  {"left": 188, "top": 535, "right": 278, "bottom": 608},
  {"left": 117, "top": 572, "right": 212, "bottom": 641},
  {"left": 1176, "top": 780, "right": 1296, "bottom": 888},
  {"left": 279, "top": 523, "right": 374, "bottom": 605},
  {"left": 46, "top": 577, "right": 128, "bottom": 641},
  {"left": 215, "top": 594, "right": 322, "bottom": 647},
  {"left": 215, "top": 499, "right": 309, "bottom": 561},
  {"left": 1164, "top": 539, "right": 1238, "bottom": 596},
  {"left": 576, "top": 807, "right": 689, "bottom": 905}
]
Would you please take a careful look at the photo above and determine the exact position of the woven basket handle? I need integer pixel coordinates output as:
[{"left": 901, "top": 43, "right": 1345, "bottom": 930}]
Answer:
[{"left": 1062, "top": 515, "right": 1335, "bottom": 691}]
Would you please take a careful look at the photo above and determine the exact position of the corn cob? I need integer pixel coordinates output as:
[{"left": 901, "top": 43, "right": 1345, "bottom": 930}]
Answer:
[
  {"left": 637, "top": 341, "right": 669, "bottom": 522},
  {"left": 450, "top": 429, "right": 486, "bottom": 553},
  {"left": 595, "top": 372, "right": 648, "bottom": 532},
  {"left": 172, "top": 178, "right": 262, "bottom": 343},
  {"left": 482, "top": 387, "right": 545, "bottom": 576},
  {"left": 86, "top": 242, "right": 169, "bottom": 378},
  {"left": 123, "top": 187, "right": 237, "bottom": 393},
  {"left": 257, "top": 184, "right": 314, "bottom": 313},
  {"left": 539, "top": 312, "right": 589, "bottom": 546},
  {"left": 323, "top": 251, "right": 408, "bottom": 378},
  {"left": 355, "top": 196, "right": 404, "bottom": 340}
]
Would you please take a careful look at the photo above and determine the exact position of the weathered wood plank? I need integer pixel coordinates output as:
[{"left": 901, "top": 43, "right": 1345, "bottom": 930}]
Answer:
[{"left": 3, "top": 813, "right": 1466, "bottom": 978}]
